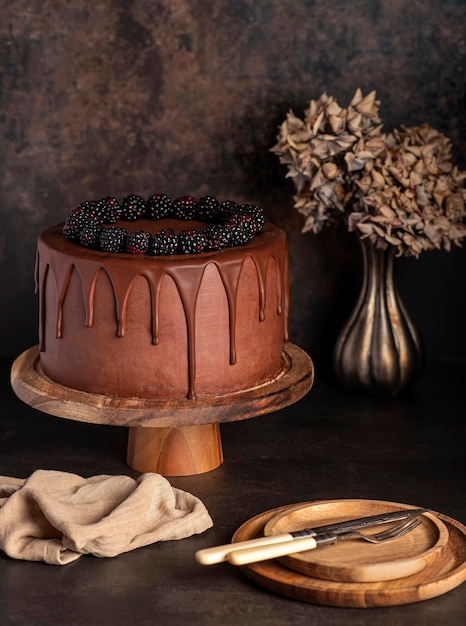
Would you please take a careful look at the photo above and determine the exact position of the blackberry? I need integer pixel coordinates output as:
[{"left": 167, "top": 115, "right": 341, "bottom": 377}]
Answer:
[
  {"left": 204, "top": 224, "right": 232, "bottom": 251},
  {"left": 146, "top": 193, "right": 173, "bottom": 220},
  {"left": 63, "top": 209, "right": 84, "bottom": 240},
  {"left": 149, "top": 228, "right": 178, "bottom": 255},
  {"left": 99, "top": 226, "right": 127, "bottom": 253},
  {"left": 97, "top": 196, "right": 121, "bottom": 224},
  {"left": 225, "top": 214, "right": 256, "bottom": 246},
  {"left": 126, "top": 229, "right": 151, "bottom": 254},
  {"left": 178, "top": 229, "right": 208, "bottom": 254},
  {"left": 89, "top": 199, "right": 106, "bottom": 219},
  {"left": 79, "top": 200, "right": 100, "bottom": 214},
  {"left": 78, "top": 218, "right": 102, "bottom": 248},
  {"left": 196, "top": 195, "right": 220, "bottom": 221},
  {"left": 239, "top": 203, "right": 265, "bottom": 232},
  {"left": 63, "top": 207, "right": 100, "bottom": 240},
  {"left": 120, "top": 194, "right": 146, "bottom": 221},
  {"left": 218, "top": 200, "right": 238, "bottom": 222},
  {"left": 172, "top": 195, "right": 198, "bottom": 220}
]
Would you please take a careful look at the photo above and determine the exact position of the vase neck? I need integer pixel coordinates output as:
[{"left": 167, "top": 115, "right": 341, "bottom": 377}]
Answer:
[{"left": 359, "top": 237, "right": 395, "bottom": 288}]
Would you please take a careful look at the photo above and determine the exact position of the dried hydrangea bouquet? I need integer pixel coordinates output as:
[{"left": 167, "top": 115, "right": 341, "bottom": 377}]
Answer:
[{"left": 272, "top": 89, "right": 466, "bottom": 395}]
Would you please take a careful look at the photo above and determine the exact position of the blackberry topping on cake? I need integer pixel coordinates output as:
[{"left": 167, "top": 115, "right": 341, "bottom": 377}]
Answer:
[
  {"left": 63, "top": 193, "right": 266, "bottom": 254},
  {"left": 172, "top": 195, "right": 198, "bottom": 220},
  {"left": 204, "top": 224, "right": 232, "bottom": 251},
  {"left": 63, "top": 209, "right": 87, "bottom": 240},
  {"left": 121, "top": 194, "right": 146, "bottom": 221},
  {"left": 79, "top": 200, "right": 100, "bottom": 214},
  {"left": 225, "top": 213, "right": 257, "bottom": 246},
  {"left": 91, "top": 199, "right": 109, "bottom": 220},
  {"left": 126, "top": 229, "right": 151, "bottom": 254},
  {"left": 239, "top": 203, "right": 265, "bottom": 231},
  {"left": 146, "top": 193, "right": 173, "bottom": 220},
  {"left": 150, "top": 228, "right": 178, "bottom": 256},
  {"left": 97, "top": 196, "right": 121, "bottom": 224},
  {"left": 196, "top": 195, "right": 220, "bottom": 221},
  {"left": 178, "top": 229, "right": 208, "bottom": 254},
  {"left": 63, "top": 207, "right": 99, "bottom": 240},
  {"left": 78, "top": 217, "right": 102, "bottom": 248},
  {"left": 218, "top": 200, "right": 239, "bottom": 222},
  {"left": 99, "top": 226, "right": 127, "bottom": 253}
]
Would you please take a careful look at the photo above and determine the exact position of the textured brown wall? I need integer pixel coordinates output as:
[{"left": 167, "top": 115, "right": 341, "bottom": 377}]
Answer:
[{"left": 1, "top": 0, "right": 465, "bottom": 375}]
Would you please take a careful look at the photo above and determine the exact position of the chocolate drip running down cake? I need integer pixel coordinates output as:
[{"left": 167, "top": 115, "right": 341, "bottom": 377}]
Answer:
[{"left": 35, "top": 194, "right": 290, "bottom": 402}]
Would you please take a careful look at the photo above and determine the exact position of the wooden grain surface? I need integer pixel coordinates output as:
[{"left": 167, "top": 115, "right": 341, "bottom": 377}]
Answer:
[
  {"left": 126, "top": 423, "right": 223, "bottom": 476},
  {"left": 231, "top": 500, "right": 466, "bottom": 608},
  {"left": 10, "top": 343, "right": 314, "bottom": 428}
]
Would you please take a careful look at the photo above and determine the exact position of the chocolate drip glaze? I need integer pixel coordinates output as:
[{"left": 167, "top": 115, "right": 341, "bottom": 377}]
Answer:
[{"left": 36, "top": 223, "right": 289, "bottom": 399}]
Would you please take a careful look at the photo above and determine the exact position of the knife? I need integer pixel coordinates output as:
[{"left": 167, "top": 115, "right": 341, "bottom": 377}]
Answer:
[{"left": 195, "top": 507, "right": 428, "bottom": 566}]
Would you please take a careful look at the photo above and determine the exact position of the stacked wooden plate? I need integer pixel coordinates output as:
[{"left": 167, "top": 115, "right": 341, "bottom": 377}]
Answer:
[{"left": 231, "top": 499, "right": 466, "bottom": 607}]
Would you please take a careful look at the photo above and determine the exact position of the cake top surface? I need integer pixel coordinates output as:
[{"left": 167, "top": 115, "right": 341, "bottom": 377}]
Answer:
[{"left": 41, "top": 221, "right": 285, "bottom": 266}]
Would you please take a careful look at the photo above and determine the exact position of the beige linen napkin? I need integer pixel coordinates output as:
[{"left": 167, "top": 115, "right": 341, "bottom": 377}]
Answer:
[{"left": 0, "top": 469, "right": 213, "bottom": 565}]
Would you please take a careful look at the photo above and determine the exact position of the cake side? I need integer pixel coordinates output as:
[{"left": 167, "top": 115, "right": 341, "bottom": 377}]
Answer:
[{"left": 36, "top": 222, "right": 289, "bottom": 400}]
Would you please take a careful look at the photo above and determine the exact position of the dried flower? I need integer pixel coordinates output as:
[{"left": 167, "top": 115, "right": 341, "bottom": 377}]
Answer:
[{"left": 272, "top": 90, "right": 466, "bottom": 257}]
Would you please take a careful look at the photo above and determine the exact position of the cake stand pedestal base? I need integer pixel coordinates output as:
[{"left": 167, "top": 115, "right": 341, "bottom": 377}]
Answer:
[
  {"left": 10, "top": 343, "right": 314, "bottom": 476},
  {"left": 127, "top": 423, "right": 223, "bottom": 475}
]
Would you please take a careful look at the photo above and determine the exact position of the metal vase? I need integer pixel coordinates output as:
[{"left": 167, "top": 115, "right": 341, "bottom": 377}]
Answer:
[{"left": 333, "top": 238, "right": 424, "bottom": 396}]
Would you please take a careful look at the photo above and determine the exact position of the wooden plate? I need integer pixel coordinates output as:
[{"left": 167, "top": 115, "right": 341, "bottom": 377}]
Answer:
[
  {"left": 232, "top": 500, "right": 466, "bottom": 608},
  {"left": 263, "top": 499, "right": 449, "bottom": 582}
]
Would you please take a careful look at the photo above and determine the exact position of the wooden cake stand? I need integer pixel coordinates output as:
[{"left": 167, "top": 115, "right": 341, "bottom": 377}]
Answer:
[{"left": 10, "top": 342, "right": 314, "bottom": 477}]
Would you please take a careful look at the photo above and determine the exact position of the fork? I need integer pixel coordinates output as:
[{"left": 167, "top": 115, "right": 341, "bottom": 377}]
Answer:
[
  {"left": 341, "top": 517, "right": 422, "bottom": 544},
  {"left": 227, "top": 517, "right": 423, "bottom": 566}
]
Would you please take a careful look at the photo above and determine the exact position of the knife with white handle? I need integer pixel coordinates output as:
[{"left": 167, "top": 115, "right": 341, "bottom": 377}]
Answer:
[
  {"left": 227, "top": 533, "right": 331, "bottom": 566},
  {"left": 195, "top": 507, "right": 428, "bottom": 566},
  {"left": 196, "top": 532, "right": 305, "bottom": 565}
]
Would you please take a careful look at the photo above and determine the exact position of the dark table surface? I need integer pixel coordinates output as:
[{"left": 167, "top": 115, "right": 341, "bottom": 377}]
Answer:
[{"left": 0, "top": 353, "right": 465, "bottom": 626}]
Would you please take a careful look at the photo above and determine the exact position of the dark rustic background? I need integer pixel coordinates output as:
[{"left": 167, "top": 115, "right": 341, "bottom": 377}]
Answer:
[{"left": 1, "top": 0, "right": 465, "bottom": 382}]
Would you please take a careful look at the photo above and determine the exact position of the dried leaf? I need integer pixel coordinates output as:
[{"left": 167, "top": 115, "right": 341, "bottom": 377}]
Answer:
[
  {"left": 271, "top": 89, "right": 466, "bottom": 256},
  {"left": 354, "top": 90, "right": 377, "bottom": 114}
]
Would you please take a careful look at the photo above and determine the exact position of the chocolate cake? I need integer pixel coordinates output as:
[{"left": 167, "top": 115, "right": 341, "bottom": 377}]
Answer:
[{"left": 35, "top": 194, "right": 289, "bottom": 400}]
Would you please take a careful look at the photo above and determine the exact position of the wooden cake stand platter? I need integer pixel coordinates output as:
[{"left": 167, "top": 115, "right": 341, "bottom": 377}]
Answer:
[
  {"left": 10, "top": 342, "right": 314, "bottom": 477},
  {"left": 231, "top": 499, "right": 466, "bottom": 608}
]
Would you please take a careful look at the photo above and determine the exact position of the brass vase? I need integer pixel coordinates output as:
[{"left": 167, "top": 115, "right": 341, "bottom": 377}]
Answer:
[{"left": 333, "top": 238, "right": 424, "bottom": 396}]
